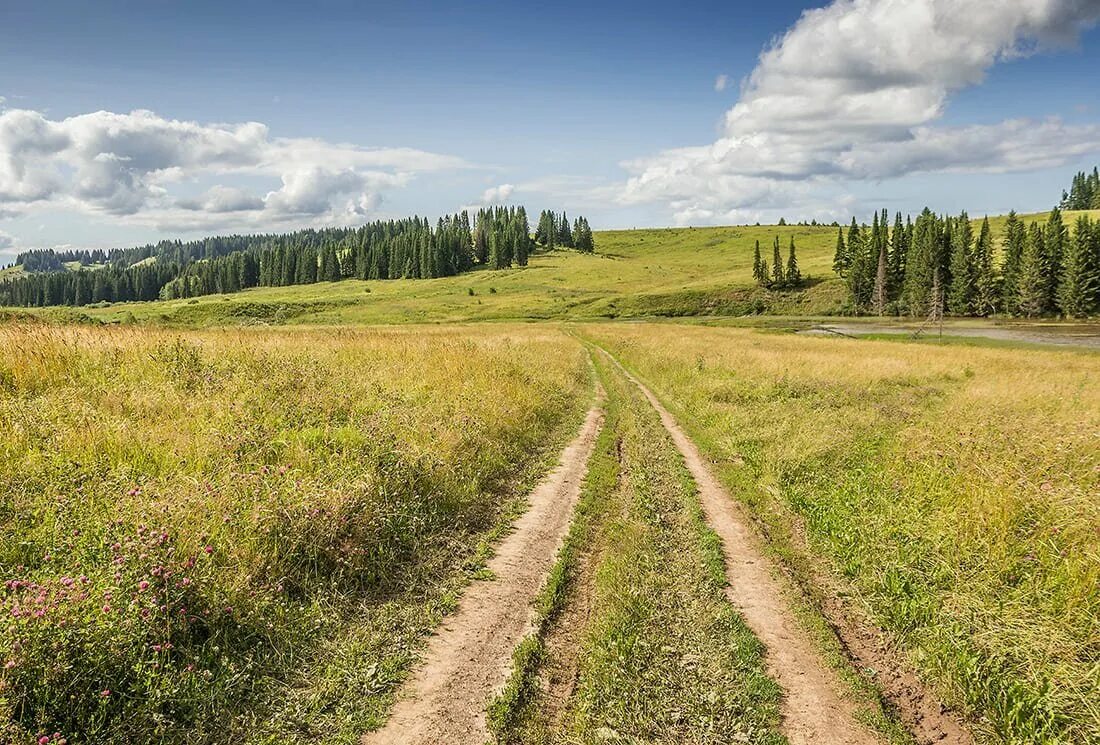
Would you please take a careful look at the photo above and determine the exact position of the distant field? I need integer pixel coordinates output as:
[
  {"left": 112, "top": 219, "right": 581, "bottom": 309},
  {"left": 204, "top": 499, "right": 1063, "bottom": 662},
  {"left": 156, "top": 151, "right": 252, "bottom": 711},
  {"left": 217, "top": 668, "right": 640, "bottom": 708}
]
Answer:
[
  {"left": 585, "top": 323, "right": 1100, "bottom": 744},
  {"left": 12, "top": 224, "right": 844, "bottom": 325},
  {"left": 0, "top": 323, "right": 589, "bottom": 743}
]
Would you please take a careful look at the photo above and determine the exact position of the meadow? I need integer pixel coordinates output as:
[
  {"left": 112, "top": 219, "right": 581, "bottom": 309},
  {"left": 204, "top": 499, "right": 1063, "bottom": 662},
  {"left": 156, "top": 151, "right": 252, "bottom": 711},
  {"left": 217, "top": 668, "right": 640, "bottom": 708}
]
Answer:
[
  {"left": 0, "top": 322, "right": 590, "bottom": 744},
  {"left": 584, "top": 324, "right": 1100, "bottom": 744}
]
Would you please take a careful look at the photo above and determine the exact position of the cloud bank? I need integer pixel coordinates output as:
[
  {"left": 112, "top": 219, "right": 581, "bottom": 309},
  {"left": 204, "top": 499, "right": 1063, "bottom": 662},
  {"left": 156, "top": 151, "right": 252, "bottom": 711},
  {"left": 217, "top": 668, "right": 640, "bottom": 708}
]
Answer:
[
  {"left": 0, "top": 108, "right": 468, "bottom": 232},
  {"left": 621, "top": 0, "right": 1100, "bottom": 223}
]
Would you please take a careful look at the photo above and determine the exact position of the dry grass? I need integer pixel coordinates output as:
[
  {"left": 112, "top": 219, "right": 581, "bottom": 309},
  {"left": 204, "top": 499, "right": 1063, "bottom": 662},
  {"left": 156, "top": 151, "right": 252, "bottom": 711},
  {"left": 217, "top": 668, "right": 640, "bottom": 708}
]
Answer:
[
  {"left": 583, "top": 324, "right": 1100, "bottom": 744},
  {"left": 0, "top": 322, "right": 589, "bottom": 744}
]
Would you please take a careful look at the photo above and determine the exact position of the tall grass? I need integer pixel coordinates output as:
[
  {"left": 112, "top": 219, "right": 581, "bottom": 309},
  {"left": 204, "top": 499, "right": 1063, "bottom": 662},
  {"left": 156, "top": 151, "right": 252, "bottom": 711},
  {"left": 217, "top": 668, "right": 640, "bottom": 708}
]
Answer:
[
  {"left": 0, "top": 322, "right": 588, "bottom": 744},
  {"left": 585, "top": 324, "right": 1100, "bottom": 744}
]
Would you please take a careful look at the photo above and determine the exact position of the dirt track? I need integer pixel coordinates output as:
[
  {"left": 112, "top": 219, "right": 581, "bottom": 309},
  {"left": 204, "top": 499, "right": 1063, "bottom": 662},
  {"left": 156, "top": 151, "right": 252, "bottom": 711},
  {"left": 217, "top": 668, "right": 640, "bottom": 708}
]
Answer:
[
  {"left": 599, "top": 349, "right": 883, "bottom": 745},
  {"left": 361, "top": 391, "right": 605, "bottom": 745}
]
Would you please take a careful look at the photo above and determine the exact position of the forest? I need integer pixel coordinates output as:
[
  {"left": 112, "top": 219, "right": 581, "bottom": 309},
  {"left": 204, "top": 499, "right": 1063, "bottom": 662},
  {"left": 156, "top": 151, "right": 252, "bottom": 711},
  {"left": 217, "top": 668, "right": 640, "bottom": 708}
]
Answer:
[
  {"left": 834, "top": 207, "right": 1100, "bottom": 318},
  {"left": 0, "top": 207, "right": 592, "bottom": 308}
]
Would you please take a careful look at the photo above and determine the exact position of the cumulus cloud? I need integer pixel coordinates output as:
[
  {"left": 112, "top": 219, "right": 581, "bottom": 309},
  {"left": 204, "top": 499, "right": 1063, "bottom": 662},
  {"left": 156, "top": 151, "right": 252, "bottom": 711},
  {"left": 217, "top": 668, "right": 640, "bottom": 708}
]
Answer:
[
  {"left": 0, "top": 107, "right": 470, "bottom": 230},
  {"left": 621, "top": 0, "right": 1100, "bottom": 223},
  {"left": 714, "top": 74, "right": 729, "bottom": 92},
  {"left": 481, "top": 183, "right": 516, "bottom": 203}
]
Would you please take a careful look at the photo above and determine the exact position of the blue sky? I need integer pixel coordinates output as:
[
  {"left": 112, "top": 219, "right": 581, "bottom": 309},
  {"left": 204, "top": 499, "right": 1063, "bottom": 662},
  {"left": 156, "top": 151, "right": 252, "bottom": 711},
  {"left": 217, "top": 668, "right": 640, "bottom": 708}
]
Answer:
[{"left": 1, "top": 0, "right": 1099, "bottom": 261}]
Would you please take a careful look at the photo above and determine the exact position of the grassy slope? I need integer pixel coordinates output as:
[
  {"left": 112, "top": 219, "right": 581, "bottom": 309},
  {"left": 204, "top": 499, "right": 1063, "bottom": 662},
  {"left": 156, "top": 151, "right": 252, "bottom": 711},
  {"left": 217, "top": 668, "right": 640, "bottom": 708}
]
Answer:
[
  {"left": 0, "top": 323, "right": 589, "bottom": 745},
  {"left": 586, "top": 324, "right": 1100, "bottom": 744},
  {"left": 55, "top": 224, "right": 845, "bottom": 326}
]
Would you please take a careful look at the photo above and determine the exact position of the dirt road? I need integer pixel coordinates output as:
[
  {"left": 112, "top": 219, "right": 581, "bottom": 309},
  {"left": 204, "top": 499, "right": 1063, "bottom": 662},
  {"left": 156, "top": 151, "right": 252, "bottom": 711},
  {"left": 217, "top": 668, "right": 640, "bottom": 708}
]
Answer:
[{"left": 361, "top": 391, "right": 605, "bottom": 745}]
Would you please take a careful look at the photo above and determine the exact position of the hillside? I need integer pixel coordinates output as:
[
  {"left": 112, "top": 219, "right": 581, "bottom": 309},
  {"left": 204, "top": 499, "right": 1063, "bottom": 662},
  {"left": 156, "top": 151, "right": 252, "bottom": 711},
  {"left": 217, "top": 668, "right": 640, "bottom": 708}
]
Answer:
[{"left": 44, "top": 224, "right": 846, "bottom": 325}]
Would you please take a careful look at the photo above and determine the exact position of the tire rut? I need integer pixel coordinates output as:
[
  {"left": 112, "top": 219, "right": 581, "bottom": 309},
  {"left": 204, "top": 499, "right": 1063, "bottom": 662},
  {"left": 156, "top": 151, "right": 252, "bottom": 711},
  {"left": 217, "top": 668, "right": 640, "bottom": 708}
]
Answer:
[
  {"left": 361, "top": 390, "right": 606, "bottom": 745},
  {"left": 596, "top": 348, "right": 883, "bottom": 745}
]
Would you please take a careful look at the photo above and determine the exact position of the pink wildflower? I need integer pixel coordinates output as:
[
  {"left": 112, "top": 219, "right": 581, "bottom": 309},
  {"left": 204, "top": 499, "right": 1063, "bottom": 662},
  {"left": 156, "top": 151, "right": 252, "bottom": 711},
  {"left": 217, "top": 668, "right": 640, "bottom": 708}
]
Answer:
[
  {"left": 203, "top": 545, "right": 213, "bottom": 555},
  {"left": 138, "top": 581, "right": 150, "bottom": 591},
  {"left": 100, "top": 689, "right": 111, "bottom": 697}
]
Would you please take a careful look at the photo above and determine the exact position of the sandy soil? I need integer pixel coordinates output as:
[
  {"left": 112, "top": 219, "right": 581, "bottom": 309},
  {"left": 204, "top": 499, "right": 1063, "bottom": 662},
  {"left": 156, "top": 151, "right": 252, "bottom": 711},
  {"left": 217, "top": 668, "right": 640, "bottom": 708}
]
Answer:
[{"left": 361, "top": 392, "right": 605, "bottom": 745}]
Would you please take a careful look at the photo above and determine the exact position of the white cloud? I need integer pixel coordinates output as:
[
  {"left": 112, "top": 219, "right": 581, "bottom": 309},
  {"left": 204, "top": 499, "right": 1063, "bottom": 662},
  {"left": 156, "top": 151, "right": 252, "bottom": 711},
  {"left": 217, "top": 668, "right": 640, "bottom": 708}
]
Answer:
[
  {"left": 621, "top": 0, "right": 1100, "bottom": 223},
  {"left": 481, "top": 183, "right": 516, "bottom": 203},
  {"left": 714, "top": 74, "right": 729, "bottom": 92},
  {"left": 0, "top": 107, "right": 471, "bottom": 231},
  {"left": 0, "top": 230, "right": 13, "bottom": 249}
]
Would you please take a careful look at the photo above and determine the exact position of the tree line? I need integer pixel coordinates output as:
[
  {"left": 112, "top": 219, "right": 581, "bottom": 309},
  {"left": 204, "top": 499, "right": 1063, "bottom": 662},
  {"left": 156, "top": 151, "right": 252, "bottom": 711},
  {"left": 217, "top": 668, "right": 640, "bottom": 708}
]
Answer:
[
  {"left": 752, "top": 236, "right": 802, "bottom": 289},
  {"left": 835, "top": 207, "right": 1100, "bottom": 318},
  {"left": 1060, "top": 166, "right": 1100, "bottom": 211},
  {"left": 0, "top": 206, "right": 595, "bottom": 308},
  {"left": 534, "top": 211, "right": 594, "bottom": 252}
]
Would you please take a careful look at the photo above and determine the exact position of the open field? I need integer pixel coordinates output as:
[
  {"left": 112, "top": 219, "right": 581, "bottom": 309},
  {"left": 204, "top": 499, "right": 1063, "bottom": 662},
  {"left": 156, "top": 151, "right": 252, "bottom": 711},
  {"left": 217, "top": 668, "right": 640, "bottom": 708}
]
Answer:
[
  {"left": 11, "top": 224, "right": 847, "bottom": 326},
  {"left": 0, "top": 322, "right": 590, "bottom": 744},
  {"left": 584, "top": 324, "right": 1100, "bottom": 744}
]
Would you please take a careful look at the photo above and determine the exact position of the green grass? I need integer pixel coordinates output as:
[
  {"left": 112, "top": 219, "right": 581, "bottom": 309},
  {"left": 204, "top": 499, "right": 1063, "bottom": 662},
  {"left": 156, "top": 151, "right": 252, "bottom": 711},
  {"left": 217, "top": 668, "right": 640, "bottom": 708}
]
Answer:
[
  {"left": 39, "top": 224, "right": 845, "bottom": 326},
  {"left": 0, "top": 323, "right": 590, "bottom": 744},
  {"left": 585, "top": 323, "right": 1100, "bottom": 744},
  {"left": 490, "top": 349, "right": 787, "bottom": 745}
]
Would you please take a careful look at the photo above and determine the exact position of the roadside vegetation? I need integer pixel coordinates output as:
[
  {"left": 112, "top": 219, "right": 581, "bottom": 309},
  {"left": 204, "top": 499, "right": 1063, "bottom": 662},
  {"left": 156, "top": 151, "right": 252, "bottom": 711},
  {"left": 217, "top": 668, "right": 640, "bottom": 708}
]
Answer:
[
  {"left": 585, "top": 323, "right": 1100, "bottom": 744},
  {"left": 489, "top": 351, "right": 786, "bottom": 745},
  {"left": 0, "top": 322, "right": 588, "bottom": 744}
]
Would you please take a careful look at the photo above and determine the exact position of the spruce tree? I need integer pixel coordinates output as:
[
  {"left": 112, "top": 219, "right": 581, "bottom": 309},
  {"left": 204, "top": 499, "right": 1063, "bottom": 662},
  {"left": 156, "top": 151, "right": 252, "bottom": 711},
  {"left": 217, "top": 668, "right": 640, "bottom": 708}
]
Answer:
[
  {"left": 786, "top": 236, "right": 801, "bottom": 286},
  {"left": 902, "top": 208, "right": 937, "bottom": 316},
  {"left": 1043, "top": 207, "right": 1067, "bottom": 309},
  {"left": 771, "top": 236, "right": 785, "bottom": 287},
  {"left": 947, "top": 211, "right": 974, "bottom": 315},
  {"left": 1057, "top": 216, "right": 1098, "bottom": 317},
  {"left": 972, "top": 217, "right": 998, "bottom": 316},
  {"left": 872, "top": 238, "right": 887, "bottom": 315},
  {"left": 752, "top": 240, "right": 765, "bottom": 285},
  {"left": 1000, "top": 211, "right": 1025, "bottom": 312},
  {"left": 889, "top": 211, "right": 907, "bottom": 296},
  {"left": 832, "top": 227, "right": 849, "bottom": 276},
  {"left": 1017, "top": 222, "right": 1049, "bottom": 317}
]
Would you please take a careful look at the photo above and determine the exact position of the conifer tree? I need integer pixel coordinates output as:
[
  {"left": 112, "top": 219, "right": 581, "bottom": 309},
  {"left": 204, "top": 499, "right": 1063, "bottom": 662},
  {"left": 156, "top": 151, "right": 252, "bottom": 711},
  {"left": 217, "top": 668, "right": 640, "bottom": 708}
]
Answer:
[
  {"left": 771, "top": 236, "right": 785, "bottom": 287},
  {"left": 1057, "top": 215, "right": 1098, "bottom": 317},
  {"left": 947, "top": 211, "right": 974, "bottom": 315},
  {"left": 1043, "top": 206, "right": 1067, "bottom": 309},
  {"left": 786, "top": 236, "right": 801, "bottom": 286},
  {"left": 872, "top": 238, "right": 887, "bottom": 315},
  {"left": 832, "top": 227, "right": 849, "bottom": 276},
  {"left": 753, "top": 240, "right": 765, "bottom": 285},
  {"left": 889, "top": 211, "right": 907, "bottom": 295},
  {"left": 1001, "top": 211, "right": 1025, "bottom": 312},
  {"left": 1016, "top": 222, "right": 1049, "bottom": 317},
  {"left": 972, "top": 217, "right": 998, "bottom": 316}
]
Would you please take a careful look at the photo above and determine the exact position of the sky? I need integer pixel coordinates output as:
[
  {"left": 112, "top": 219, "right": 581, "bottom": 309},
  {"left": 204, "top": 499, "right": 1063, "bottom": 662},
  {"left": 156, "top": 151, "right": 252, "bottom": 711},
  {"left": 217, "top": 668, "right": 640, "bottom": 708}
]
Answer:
[{"left": 2, "top": 0, "right": 1100, "bottom": 263}]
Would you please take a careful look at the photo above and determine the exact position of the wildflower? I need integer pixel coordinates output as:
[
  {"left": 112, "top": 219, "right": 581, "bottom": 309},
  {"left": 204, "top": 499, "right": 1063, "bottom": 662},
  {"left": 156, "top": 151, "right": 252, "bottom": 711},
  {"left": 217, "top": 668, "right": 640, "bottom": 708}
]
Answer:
[
  {"left": 39, "top": 736, "right": 50, "bottom": 745},
  {"left": 60, "top": 577, "right": 74, "bottom": 587},
  {"left": 102, "top": 604, "right": 111, "bottom": 614},
  {"left": 100, "top": 689, "right": 111, "bottom": 697},
  {"left": 203, "top": 545, "right": 213, "bottom": 555},
  {"left": 4, "top": 660, "right": 15, "bottom": 669},
  {"left": 138, "top": 581, "right": 150, "bottom": 591}
]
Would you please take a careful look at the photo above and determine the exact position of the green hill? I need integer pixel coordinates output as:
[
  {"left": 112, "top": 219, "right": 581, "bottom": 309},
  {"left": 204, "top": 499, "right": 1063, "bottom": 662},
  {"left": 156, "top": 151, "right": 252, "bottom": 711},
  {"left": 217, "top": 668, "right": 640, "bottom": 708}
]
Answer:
[{"left": 69, "top": 223, "right": 847, "bottom": 325}]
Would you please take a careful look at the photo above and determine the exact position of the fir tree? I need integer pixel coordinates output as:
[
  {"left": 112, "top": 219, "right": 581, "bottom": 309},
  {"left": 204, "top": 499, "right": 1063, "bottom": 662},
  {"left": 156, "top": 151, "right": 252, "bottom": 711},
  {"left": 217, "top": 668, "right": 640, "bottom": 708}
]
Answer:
[
  {"left": 832, "top": 227, "right": 849, "bottom": 276},
  {"left": 947, "top": 211, "right": 974, "bottom": 315},
  {"left": 771, "top": 236, "right": 785, "bottom": 287},
  {"left": 1057, "top": 216, "right": 1098, "bottom": 317},
  {"left": 785, "top": 236, "right": 801, "bottom": 286},
  {"left": 1000, "top": 211, "right": 1025, "bottom": 312},
  {"left": 1016, "top": 222, "right": 1049, "bottom": 317},
  {"left": 752, "top": 240, "right": 765, "bottom": 285},
  {"left": 972, "top": 217, "right": 998, "bottom": 316}
]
